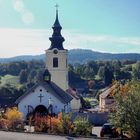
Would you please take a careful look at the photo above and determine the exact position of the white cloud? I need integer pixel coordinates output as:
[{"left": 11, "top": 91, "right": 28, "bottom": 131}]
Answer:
[
  {"left": 13, "top": 0, "right": 24, "bottom": 12},
  {"left": 0, "top": 29, "right": 50, "bottom": 58},
  {"left": 22, "top": 10, "right": 35, "bottom": 25},
  {"left": 65, "top": 32, "right": 140, "bottom": 46},
  {"left": 0, "top": 28, "right": 140, "bottom": 58},
  {"left": 12, "top": 0, "right": 35, "bottom": 25}
]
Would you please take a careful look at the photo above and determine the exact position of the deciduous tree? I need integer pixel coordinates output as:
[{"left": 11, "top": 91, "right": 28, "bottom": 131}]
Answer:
[{"left": 109, "top": 81, "right": 140, "bottom": 139}]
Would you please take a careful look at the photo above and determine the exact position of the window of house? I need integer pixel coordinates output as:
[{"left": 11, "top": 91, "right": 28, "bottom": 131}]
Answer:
[{"left": 53, "top": 57, "right": 58, "bottom": 67}]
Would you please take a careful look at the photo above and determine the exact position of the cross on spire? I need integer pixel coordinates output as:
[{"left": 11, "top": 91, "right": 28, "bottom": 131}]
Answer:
[
  {"left": 38, "top": 94, "right": 44, "bottom": 103},
  {"left": 55, "top": 4, "right": 59, "bottom": 11}
]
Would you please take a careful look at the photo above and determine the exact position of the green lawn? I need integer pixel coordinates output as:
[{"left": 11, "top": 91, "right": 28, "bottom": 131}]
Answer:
[{"left": 0, "top": 74, "right": 19, "bottom": 87}]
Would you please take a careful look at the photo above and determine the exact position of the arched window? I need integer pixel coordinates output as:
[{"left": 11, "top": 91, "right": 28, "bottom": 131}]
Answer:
[{"left": 53, "top": 57, "right": 58, "bottom": 68}]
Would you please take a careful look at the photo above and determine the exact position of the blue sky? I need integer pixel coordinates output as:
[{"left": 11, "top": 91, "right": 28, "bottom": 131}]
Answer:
[{"left": 0, "top": 0, "right": 140, "bottom": 57}]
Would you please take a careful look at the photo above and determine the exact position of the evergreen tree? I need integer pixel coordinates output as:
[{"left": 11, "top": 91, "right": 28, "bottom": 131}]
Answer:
[{"left": 19, "top": 69, "right": 28, "bottom": 84}]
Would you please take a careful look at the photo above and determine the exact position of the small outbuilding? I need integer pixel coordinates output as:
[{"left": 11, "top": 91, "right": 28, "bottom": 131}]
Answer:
[{"left": 99, "top": 85, "right": 115, "bottom": 112}]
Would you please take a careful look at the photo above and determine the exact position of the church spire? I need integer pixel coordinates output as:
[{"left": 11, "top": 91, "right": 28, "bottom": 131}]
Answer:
[
  {"left": 53, "top": 4, "right": 61, "bottom": 28},
  {"left": 49, "top": 4, "right": 65, "bottom": 50}
]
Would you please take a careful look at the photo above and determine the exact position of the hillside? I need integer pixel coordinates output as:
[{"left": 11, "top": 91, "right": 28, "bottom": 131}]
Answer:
[
  {"left": 68, "top": 49, "right": 140, "bottom": 63},
  {"left": 0, "top": 74, "right": 19, "bottom": 86},
  {"left": 0, "top": 49, "right": 140, "bottom": 64}
]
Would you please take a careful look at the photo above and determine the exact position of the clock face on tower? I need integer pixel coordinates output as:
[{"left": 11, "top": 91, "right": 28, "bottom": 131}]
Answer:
[{"left": 53, "top": 49, "right": 58, "bottom": 54}]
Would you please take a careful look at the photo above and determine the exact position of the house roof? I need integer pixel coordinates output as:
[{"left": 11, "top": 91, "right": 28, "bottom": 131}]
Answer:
[
  {"left": 100, "top": 85, "right": 116, "bottom": 99},
  {"left": 66, "top": 88, "right": 80, "bottom": 100},
  {"left": 15, "top": 81, "right": 73, "bottom": 104}
]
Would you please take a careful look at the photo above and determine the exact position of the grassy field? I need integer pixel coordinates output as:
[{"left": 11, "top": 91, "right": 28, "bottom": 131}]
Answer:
[{"left": 0, "top": 74, "right": 19, "bottom": 87}]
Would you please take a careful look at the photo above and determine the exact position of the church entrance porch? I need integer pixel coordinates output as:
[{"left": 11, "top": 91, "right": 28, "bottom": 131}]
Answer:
[{"left": 34, "top": 105, "right": 48, "bottom": 116}]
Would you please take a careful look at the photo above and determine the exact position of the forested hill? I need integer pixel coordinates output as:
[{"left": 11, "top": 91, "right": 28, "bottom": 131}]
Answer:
[
  {"left": 1, "top": 49, "right": 140, "bottom": 64},
  {"left": 68, "top": 49, "right": 140, "bottom": 63}
]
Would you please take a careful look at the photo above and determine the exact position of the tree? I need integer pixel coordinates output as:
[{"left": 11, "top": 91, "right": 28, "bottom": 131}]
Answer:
[
  {"left": 19, "top": 69, "right": 28, "bottom": 84},
  {"left": 6, "top": 107, "right": 23, "bottom": 129},
  {"left": 36, "top": 69, "right": 44, "bottom": 82},
  {"left": 74, "top": 63, "right": 82, "bottom": 75},
  {"left": 109, "top": 81, "right": 140, "bottom": 139},
  {"left": 68, "top": 64, "right": 74, "bottom": 72},
  {"left": 112, "top": 60, "right": 121, "bottom": 72},
  {"left": 28, "top": 69, "right": 37, "bottom": 83},
  {"left": 6, "top": 107, "right": 22, "bottom": 121},
  {"left": 132, "top": 61, "right": 140, "bottom": 79},
  {"left": 97, "top": 66, "right": 105, "bottom": 79},
  {"left": 104, "top": 67, "right": 114, "bottom": 86},
  {"left": 87, "top": 61, "right": 98, "bottom": 74},
  {"left": 83, "top": 66, "right": 95, "bottom": 79}
]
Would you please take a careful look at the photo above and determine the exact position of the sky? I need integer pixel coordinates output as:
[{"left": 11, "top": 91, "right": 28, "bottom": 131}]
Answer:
[{"left": 0, "top": 0, "right": 140, "bottom": 58}]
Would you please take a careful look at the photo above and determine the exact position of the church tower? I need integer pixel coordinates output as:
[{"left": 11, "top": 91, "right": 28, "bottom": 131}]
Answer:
[{"left": 45, "top": 6, "right": 68, "bottom": 91}]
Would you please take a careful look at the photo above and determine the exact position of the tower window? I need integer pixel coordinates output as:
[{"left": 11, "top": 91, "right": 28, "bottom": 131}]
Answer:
[{"left": 53, "top": 57, "right": 58, "bottom": 67}]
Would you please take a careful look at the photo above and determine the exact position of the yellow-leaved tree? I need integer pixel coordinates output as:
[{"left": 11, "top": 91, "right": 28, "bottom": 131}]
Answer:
[
  {"left": 6, "top": 107, "right": 23, "bottom": 129},
  {"left": 6, "top": 107, "right": 22, "bottom": 121}
]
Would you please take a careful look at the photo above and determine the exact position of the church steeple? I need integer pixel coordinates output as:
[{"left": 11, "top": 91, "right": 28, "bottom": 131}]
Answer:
[
  {"left": 53, "top": 5, "right": 61, "bottom": 29},
  {"left": 49, "top": 5, "right": 65, "bottom": 50},
  {"left": 46, "top": 5, "right": 68, "bottom": 91}
]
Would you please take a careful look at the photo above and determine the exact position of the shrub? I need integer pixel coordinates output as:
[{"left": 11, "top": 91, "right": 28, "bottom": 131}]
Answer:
[
  {"left": 61, "top": 113, "right": 74, "bottom": 135},
  {"left": 73, "top": 116, "right": 92, "bottom": 136},
  {"left": 0, "top": 118, "right": 11, "bottom": 130},
  {"left": 34, "top": 115, "right": 48, "bottom": 132},
  {"left": 6, "top": 107, "right": 22, "bottom": 121},
  {"left": 49, "top": 115, "right": 63, "bottom": 134},
  {"left": 5, "top": 107, "right": 23, "bottom": 130}
]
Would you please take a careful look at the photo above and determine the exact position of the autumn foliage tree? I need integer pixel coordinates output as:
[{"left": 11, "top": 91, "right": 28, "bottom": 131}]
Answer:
[
  {"left": 6, "top": 107, "right": 22, "bottom": 121},
  {"left": 5, "top": 107, "right": 23, "bottom": 129},
  {"left": 109, "top": 80, "right": 140, "bottom": 139}
]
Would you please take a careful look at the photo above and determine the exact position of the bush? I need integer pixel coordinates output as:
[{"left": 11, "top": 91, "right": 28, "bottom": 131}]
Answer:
[
  {"left": 73, "top": 116, "right": 92, "bottom": 136},
  {"left": 47, "top": 113, "right": 73, "bottom": 135},
  {"left": 49, "top": 115, "right": 63, "bottom": 134},
  {"left": 0, "top": 118, "right": 11, "bottom": 130},
  {"left": 6, "top": 107, "right": 22, "bottom": 121},
  {"left": 5, "top": 107, "right": 23, "bottom": 130},
  {"left": 34, "top": 115, "right": 48, "bottom": 132}
]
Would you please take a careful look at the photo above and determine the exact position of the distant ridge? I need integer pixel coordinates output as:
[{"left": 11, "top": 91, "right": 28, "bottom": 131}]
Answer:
[
  {"left": 0, "top": 54, "right": 44, "bottom": 63},
  {"left": 0, "top": 49, "right": 140, "bottom": 63}
]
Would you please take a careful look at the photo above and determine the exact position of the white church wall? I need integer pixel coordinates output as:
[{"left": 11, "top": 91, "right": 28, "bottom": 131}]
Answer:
[{"left": 18, "top": 85, "right": 68, "bottom": 119}]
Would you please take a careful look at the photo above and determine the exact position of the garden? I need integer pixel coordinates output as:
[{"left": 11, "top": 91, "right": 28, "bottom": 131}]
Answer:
[{"left": 0, "top": 107, "right": 93, "bottom": 137}]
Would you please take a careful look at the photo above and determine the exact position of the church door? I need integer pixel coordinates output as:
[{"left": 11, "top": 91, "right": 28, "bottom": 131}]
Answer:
[{"left": 35, "top": 105, "right": 48, "bottom": 116}]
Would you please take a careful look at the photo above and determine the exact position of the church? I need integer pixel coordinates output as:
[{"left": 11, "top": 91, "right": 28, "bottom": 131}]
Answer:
[{"left": 16, "top": 7, "right": 81, "bottom": 119}]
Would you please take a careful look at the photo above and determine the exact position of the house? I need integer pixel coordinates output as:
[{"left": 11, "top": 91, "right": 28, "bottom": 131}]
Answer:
[
  {"left": 66, "top": 88, "right": 81, "bottom": 112},
  {"left": 16, "top": 69, "right": 73, "bottom": 119},
  {"left": 99, "top": 85, "right": 115, "bottom": 112}
]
